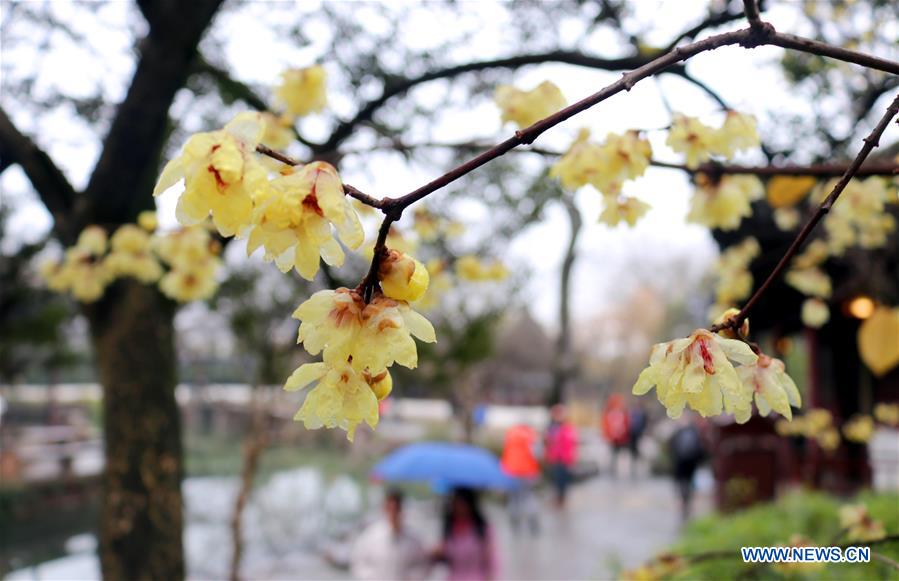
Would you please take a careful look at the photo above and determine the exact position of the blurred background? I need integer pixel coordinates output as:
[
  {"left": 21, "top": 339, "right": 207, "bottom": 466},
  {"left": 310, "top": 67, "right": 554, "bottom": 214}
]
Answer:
[{"left": 1, "top": 0, "right": 898, "bottom": 579}]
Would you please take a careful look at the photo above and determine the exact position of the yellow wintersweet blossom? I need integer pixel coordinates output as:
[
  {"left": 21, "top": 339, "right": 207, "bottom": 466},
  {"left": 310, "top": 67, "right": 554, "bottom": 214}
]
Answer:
[
  {"left": 839, "top": 504, "right": 886, "bottom": 542},
  {"left": 415, "top": 259, "right": 453, "bottom": 311},
  {"left": 412, "top": 207, "right": 464, "bottom": 242},
  {"left": 293, "top": 288, "right": 436, "bottom": 374},
  {"left": 785, "top": 267, "right": 832, "bottom": 298},
  {"left": 158, "top": 261, "right": 219, "bottom": 302},
  {"left": 551, "top": 129, "right": 652, "bottom": 195},
  {"left": 714, "top": 237, "right": 759, "bottom": 306},
  {"left": 379, "top": 249, "right": 430, "bottom": 302},
  {"left": 873, "top": 403, "right": 899, "bottom": 427},
  {"left": 260, "top": 112, "right": 295, "bottom": 150},
  {"left": 494, "top": 80, "right": 566, "bottom": 129},
  {"left": 620, "top": 554, "right": 684, "bottom": 581},
  {"left": 598, "top": 196, "right": 650, "bottom": 227},
  {"left": 137, "top": 210, "right": 158, "bottom": 232},
  {"left": 245, "top": 161, "right": 363, "bottom": 280},
  {"left": 773, "top": 207, "right": 801, "bottom": 231},
  {"left": 284, "top": 361, "right": 379, "bottom": 441},
  {"left": 687, "top": 174, "right": 763, "bottom": 230},
  {"left": 822, "top": 177, "right": 897, "bottom": 255},
  {"left": 805, "top": 408, "right": 834, "bottom": 435},
  {"left": 455, "top": 255, "right": 509, "bottom": 281},
  {"left": 666, "top": 114, "right": 718, "bottom": 169},
  {"left": 153, "top": 112, "right": 269, "bottom": 236},
  {"left": 801, "top": 298, "right": 830, "bottom": 328},
  {"left": 736, "top": 354, "right": 802, "bottom": 420},
  {"left": 857, "top": 306, "right": 899, "bottom": 376},
  {"left": 792, "top": 239, "right": 829, "bottom": 270},
  {"left": 104, "top": 225, "right": 163, "bottom": 283},
  {"left": 767, "top": 175, "right": 817, "bottom": 208},
  {"left": 275, "top": 65, "right": 327, "bottom": 118},
  {"left": 842, "top": 414, "right": 875, "bottom": 443},
  {"left": 772, "top": 536, "right": 825, "bottom": 574},
  {"left": 633, "top": 329, "right": 758, "bottom": 422},
  {"left": 47, "top": 226, "right": 114, "bottom": 303},
  {"left": 713, "top": 111, "right": 760, "bottom": 158},
  {"left": 817, "top": 427, "right": 841, "bottom": 452},
  {"left": 154, "top": 226, "right": 222, "bottom": 302}
]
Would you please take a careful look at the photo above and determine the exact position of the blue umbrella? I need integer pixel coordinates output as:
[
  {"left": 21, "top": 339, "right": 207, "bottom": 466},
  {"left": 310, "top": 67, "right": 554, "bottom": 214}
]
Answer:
[{"left": 372, "top": 441, "right": 520, "bottom": 491}]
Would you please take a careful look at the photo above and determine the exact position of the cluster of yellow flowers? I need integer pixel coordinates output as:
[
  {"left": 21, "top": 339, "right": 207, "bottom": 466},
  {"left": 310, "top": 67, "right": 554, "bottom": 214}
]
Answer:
[
  {"left": 710, "top": 237, "right": 760, "bottom": 317},
  {"left": 771, "top": 535, "right": 825, "bottom": 574},
  {"left": 40, "top": 213, "right": 221, "bottom": 303},
  {"left": 550, "top": 128, "right": 653, "bottom": 225},
  {"left": 666, "top": 111, "right": 760, "bottom": 169},
  {"left": 412, "top": 207, "right": 465, "bottom": 242},
  {"left": 274, "top": 65, "right": 327, "bottom": 118},
  {"left": 820, "top": 177, "right": 896, "bottom": 255},
  {"left": 839, "top": 504, "right": 886, "bottom": 542},
  {"left": 687, "top": 174, "right": 763, "bottom": 230},
  {"left": 286, "top": 282, "right": 436, "bottom": 440},
  {"left": 775, "top": 408, "right": 840, "bottom": 451},
  {"left": 454, "top": 254, "right": 510, "bottom": 282},
  {"left": 494, "top": 80, "right": 567, "bottom": 129},
  {"left": 842, "top": 414, "right": 875, "bottom": 443},
  {"left": 633, "top": 321, "right": 801, "bottom": 424}
]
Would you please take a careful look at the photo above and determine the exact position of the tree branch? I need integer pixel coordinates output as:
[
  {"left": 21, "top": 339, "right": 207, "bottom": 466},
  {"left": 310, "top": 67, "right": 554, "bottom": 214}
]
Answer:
[
  {"left": 0, "top": 107, "right": 77, "bottom": 238},
  {"left": 712, "top": 92, "right": 899, "bottom": 333},
  {"left": 315, "top": 50, "right": 676, "bottom": 155},
  {"left": 193, "top": 57, "right": 319, "bottom": 149}
]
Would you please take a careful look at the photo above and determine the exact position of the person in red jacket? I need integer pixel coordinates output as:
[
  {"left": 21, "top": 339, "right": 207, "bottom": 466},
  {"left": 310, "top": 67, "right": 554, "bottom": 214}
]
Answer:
[
  {"left": 601, "top": 393, "right": 631, "bottom": 478},
  {"left": 500, "top": 424, "right": 540, "bottom": 534}
]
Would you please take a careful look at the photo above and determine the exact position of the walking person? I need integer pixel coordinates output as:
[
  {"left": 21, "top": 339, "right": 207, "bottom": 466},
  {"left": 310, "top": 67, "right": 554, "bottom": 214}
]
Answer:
[
  {"left": 431, "top": 487, "right": 498, "bottom": 581},
  {"left": 544, "top": 404, "right": 578, "bottom": 509},
  {"left": 668, "top": 415, "right": 706, "bottom": 522},
  {"left": 350, "top": 488, "right": 428, "bottom": 580},
  {"left": 500, "top": 423, "right": 541, "bottom": 534},
  {"left": 627, "top": 401, "right": 648, "bottom": 479},
  {"left": 600, "top": 394, "right": 630, "bottom": 478}
]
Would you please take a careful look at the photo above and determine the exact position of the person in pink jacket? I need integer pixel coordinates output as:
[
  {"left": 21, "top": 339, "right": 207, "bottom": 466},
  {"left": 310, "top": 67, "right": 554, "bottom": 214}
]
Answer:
[
  {"left": 431, "top": 487, "right": 498, "bottom": 581},
  {"left": 544, "top": 404, "right": 578, "bottom": 508}
]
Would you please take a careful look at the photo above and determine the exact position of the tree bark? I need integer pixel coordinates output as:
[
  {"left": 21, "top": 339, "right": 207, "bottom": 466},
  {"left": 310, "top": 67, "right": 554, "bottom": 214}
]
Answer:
[
  {"left": 87, "top": 281, "right": 182, "bottom": 580},
  {"left": 548, "top": 196, "right": 582, "bottom": 406}
]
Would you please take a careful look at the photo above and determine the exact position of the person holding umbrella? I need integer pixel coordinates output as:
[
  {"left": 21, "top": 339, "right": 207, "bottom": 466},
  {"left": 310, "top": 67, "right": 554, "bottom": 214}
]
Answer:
[
  {"left": 431, "top": 487, "right": 498, "bottom": 581},
  {"left": 350, "top": 488, "right": 428, "bottom": 580}
]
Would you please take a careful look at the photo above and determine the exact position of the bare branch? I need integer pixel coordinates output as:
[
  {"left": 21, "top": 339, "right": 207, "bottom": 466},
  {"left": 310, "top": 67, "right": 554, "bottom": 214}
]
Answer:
[
  {"left": 0, "top": 107, "right": 77, "bottom": 238},
  {"left": 712, "top": 92, "right": 899, "bottom": 333},
  {"left": 743, "top": 0, "right": 763, "bottom": 29}
]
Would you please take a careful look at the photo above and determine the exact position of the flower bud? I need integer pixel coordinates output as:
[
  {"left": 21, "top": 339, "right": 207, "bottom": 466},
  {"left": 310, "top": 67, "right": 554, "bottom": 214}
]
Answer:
[
  {"left": 365, "top": 369, "right": 393, "bottom": 401},
  {"left": 379, "top": 249, "right": 429, "bottom": 302},
  {"left": 713, "top": 308, "right": 749, "bottom": 339}
]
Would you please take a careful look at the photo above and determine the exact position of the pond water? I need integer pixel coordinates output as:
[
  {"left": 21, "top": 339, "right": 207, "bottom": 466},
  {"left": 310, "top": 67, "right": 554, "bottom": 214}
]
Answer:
[{"left": 7, "top": 467, "right": 368, "bottom": 580}]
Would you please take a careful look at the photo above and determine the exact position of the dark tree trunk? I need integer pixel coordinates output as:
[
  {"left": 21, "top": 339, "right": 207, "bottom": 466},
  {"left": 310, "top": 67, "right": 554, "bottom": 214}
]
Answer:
[
  {"left": 548, "top": 196, "right": 582, "bottom": 406},
  {"left": 87, "top": 281, "right": 182, "bottom": 580}
]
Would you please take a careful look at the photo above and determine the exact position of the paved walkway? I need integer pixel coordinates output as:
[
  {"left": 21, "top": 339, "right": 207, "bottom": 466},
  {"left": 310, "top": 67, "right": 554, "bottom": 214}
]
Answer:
[{"left": 490, "top": 474, "right": 711, "bottom": 580}]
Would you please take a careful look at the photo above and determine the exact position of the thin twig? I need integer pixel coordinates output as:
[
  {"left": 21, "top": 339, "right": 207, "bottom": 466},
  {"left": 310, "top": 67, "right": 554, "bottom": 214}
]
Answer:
[
  {"left": 254, "top": 144, "right": 385, "bottom": 208},
  {"left": 711, "top": 92, "right": 899, "bottom": 333},
  {"left": 743, "top": 0, "right": 763, "bottom": 29}
]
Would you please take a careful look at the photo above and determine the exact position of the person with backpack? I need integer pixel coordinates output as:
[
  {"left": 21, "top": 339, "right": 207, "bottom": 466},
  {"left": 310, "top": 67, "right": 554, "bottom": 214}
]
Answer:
[
  {"left": 600, "top": 394, "right": 630, "bottom": 478},
  {"left": 668, "top": 415, "right": 706, "bottom": 522}
]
